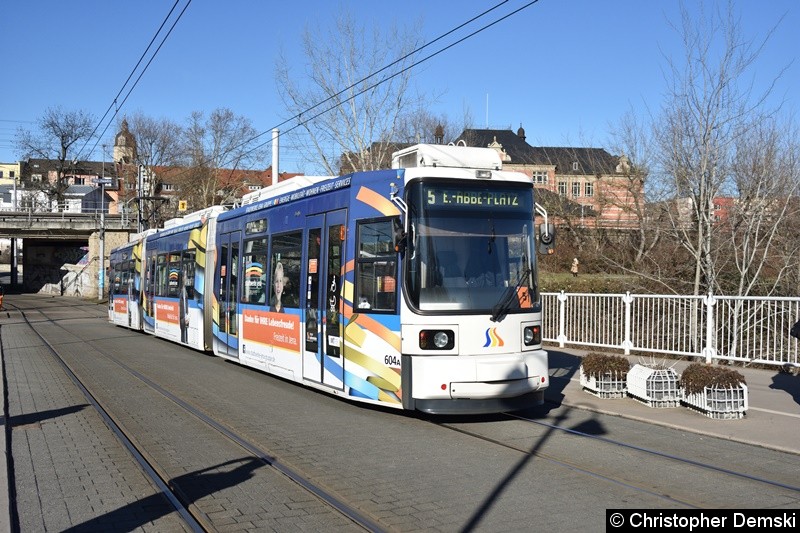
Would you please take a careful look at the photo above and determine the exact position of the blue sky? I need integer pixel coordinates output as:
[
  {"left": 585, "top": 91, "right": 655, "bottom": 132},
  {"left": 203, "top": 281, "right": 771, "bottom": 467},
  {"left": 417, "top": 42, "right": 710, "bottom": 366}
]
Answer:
[{"left": 1, "top": 0, "right": 797, "bottom": 171}]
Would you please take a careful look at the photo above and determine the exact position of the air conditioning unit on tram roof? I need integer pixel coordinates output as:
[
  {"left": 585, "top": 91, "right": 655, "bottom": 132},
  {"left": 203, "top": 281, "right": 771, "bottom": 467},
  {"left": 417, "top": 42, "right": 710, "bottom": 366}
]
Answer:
[
  {"left": 129, "top": 228, "right": 158, "bottom": 242},
  {"left": 391, "top": 143, "right": 503, "bottom": 171},
  {"left": 240, "top": 175, "right": 334, "bottom": 206},
  {"left": 163, "top": 205, "right": 227, "bottom": 229}
]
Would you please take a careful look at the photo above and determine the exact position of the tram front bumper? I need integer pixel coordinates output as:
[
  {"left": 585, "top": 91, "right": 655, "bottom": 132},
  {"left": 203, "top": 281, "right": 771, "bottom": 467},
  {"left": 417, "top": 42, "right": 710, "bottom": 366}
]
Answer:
[
  {"left": 449, "top": 376, "right": 544, "bottom": 400},
  {"left": 410, "top": 350, "right": 549, "bottom": 401}
]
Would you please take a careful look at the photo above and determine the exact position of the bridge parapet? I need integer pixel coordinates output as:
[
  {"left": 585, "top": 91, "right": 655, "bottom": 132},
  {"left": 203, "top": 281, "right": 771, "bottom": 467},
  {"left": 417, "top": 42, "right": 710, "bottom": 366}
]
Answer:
[{"left": 0, "top": 212, "right": 132, "bottom": 238}]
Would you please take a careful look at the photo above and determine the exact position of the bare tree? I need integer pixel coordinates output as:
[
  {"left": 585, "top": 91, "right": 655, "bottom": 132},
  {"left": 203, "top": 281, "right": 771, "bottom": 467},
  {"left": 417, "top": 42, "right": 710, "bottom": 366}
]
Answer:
[
  {"left": 275, "top": 10, "right": 425, "bottom": 175},
  {"left": 720, "top": 115, "right": 800, "bottom": 297},
  {"left": 604, "top": 111, "right": 658, "bottom": 265},
  {"left": 123, "top": 112, "right": 184, "bottom": 224},
  {"left": 15, "top": 106, "right": 95, "bottom": 207},
  {"left": 394, "top": 106, "right": 474, "bottom": 147},
  {"left": 653, "top": 1, "right": 788, "bottom": 296},
  {"left": 180, "top": 108, "right": 264, "bottom": 207},
  {"left": 127, "top": 113, "right": 183, "bottom": 173},
  {"left": 590, "top": 109, "right": 689, "bottom": 293}
]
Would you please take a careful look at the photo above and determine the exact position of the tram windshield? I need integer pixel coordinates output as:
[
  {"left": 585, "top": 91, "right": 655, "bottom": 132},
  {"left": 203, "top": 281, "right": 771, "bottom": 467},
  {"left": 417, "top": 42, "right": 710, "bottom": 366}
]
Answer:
[{"left": 405, "top": 180, "right": 538, "bottom": 313}]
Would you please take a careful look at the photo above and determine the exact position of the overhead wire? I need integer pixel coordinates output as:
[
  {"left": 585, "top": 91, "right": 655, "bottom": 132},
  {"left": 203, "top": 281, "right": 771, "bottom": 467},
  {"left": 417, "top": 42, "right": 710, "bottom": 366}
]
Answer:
[
  {"left": 0, "top": 119, "right": 34, "bottom": 157},
  {"left": 236, "top": 0, "right": 514, "bottom": 151},
  {"left": 208, "top": 0, "right": 521, "bottom": 183},
  {"left": 75, "top": 0, "right": 191, "bottom": 162},
  {"left": 184, "top": 0, "right": 540, "bottom": 184},
  {"left": 72, "top": 0, "right": 539, "bottom": 189},
  {"left": 104, "top": 0, "right": 522, "bottom": 187},
  {"left": 236, "top": 0, "right": 541, "bottom": 166}
]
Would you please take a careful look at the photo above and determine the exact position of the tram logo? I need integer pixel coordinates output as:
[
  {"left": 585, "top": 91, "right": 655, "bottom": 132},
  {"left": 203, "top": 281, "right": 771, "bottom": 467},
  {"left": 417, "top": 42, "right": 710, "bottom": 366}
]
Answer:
[{"left": 483, "top": 327, "right": 504, "bottom": 348}]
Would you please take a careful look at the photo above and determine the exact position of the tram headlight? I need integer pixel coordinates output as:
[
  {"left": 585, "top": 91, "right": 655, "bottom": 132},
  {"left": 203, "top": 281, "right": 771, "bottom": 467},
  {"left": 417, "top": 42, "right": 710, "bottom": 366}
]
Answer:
[
  {"left": 433, "top": 331, "right": 450, "bottom": 348},
  {"left": 523, "top": 325, "right": 541, "bottom": 346},
  {"left": 419, "top": 329, "right": 454, "bottom": 350}
]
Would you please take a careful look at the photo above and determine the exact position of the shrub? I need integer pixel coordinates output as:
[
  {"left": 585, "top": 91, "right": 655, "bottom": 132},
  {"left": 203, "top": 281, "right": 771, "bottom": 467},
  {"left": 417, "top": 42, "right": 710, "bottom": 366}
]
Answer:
[
  {"left": 580, "top": 352, "right": 631, "bottom": 379},
  {"left": 681, "top": 363, "right": 746, "bottom": 395}
]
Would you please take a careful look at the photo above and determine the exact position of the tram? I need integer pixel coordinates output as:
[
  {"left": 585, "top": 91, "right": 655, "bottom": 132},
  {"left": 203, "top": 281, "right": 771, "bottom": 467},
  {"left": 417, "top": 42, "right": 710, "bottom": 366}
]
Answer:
[{"left": 109, "top": 144, "right": 556, "bottom": 414}]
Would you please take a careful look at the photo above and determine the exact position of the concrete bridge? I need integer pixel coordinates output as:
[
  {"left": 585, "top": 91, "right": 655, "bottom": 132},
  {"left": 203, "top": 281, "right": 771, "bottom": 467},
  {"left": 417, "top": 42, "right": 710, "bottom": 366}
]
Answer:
[{"left": 0, "top": 210, "right": 134, "bottom": 299}]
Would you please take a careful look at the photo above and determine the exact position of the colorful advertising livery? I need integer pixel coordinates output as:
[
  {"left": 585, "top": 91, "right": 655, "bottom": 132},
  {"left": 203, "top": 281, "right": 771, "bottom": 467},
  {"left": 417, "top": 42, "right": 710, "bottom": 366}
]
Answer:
[{"left": 108, "top": 144, "right": 554, "bottom": 414}]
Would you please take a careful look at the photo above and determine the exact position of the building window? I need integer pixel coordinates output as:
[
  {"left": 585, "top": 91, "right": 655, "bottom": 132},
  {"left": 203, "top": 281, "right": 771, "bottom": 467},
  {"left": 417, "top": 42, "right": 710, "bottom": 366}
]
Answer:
[
  {"left": 533, "top": 171, "right": 548, "bottom": 184},
  {"left": 585, "top": 181, "right": 594, "bottom": 197},
  {"left": 248, "top": 185, "right": 261, "bottom": 191},
  {"left": 74, "top": 177, "right": 84, "bottom": 185},
  {"left": 9, "top": 171, "right": 14, "bottom": 178},
  {"left": 31, "top": 174, "right": 42, "bottom": 182},
  {"left": 573, "top": 161, "right": 579, "bottom": 171},
  {"left": 0, "top": 171, "right": 3, "bottom": 178},
  {"left": 572, "top": 182, "right": 581, "bottom": 197},
  {"left": 558, "top": 181, "right": 567, "bottom": 196},
  {"left": 162, "top": 183, "right": 174, "bottom": 191}
]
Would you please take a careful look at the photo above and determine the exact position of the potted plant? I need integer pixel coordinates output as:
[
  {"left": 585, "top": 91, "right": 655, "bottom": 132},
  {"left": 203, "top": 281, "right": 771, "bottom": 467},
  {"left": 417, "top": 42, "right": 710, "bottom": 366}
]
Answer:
[
  {"left": 680, "top": 363, "right": 748, "bottom": 419},
  {"left": 627, "top": 359, "right": 681, "bottom": 407},
  {"left": 579, "top": 352, "right": 631, "bottom": 398}
]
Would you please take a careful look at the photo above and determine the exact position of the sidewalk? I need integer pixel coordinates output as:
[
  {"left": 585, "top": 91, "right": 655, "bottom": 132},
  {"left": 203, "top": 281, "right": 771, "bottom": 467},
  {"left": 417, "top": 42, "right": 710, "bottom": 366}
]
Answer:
[
  {"left": 547, "top": 348, "right": 800, "bottom": 455},
  {"left": 0, "top": 305, "right": 10, "bottom": 533}
]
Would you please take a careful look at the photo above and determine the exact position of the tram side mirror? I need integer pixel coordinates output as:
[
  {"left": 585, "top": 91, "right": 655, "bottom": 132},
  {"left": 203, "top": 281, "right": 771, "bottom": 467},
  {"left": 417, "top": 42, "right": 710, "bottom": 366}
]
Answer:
[
  {"left": 538, "top": 223, "right": 556, "bottom": 255},
  {"left": 393, "top": 217, "right": 407, "bottom": 254}
]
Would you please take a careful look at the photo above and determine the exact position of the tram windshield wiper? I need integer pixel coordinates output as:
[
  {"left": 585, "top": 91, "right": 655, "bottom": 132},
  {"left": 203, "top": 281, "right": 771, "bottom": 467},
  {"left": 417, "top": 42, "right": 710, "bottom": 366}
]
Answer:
[{"left": 490, "top": 266, "right": 531, "bottom": 322}]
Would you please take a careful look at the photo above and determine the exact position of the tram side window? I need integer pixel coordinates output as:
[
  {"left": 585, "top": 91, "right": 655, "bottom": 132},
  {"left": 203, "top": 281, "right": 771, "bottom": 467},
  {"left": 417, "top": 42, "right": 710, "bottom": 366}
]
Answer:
[
  {"left": 157, "top": 254, "right": 168, "bottom": 297},
  {"left": 270, "top": 231, "right": 301, "bottom": 311},
  {"left": 182, "top": 252, "right": 195, "bottom": 300},
  {"left": 167, "top": 253, "right": 181, "bottom": 298},
  {"left": 241, "top": 238, "right": 268, "bottom": 305},
  {"left": 111, "top": 262, "right": 121, "bottom": 293},
  {"left": 126, "top": 260, "right": 136, "bottom": 296},
  {"left": 121, "top": 266, "right": 130, "bottom": 295},
  {"left": 355, "top": 219, "right": 397, "bottom": 312}
]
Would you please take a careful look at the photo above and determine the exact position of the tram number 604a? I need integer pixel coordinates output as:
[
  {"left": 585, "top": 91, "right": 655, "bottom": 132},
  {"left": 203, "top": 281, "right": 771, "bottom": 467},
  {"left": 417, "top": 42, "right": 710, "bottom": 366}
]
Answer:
[{"left": 384, "top": 355, "right": 401, "bottom": 367}]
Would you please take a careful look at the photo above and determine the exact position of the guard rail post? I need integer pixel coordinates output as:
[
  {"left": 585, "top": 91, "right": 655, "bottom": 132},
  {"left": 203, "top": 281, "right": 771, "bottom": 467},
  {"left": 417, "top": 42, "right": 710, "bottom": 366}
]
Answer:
[
  {"left": 622, "top": 291, "right": 634, "bottom": 355},
  {"left": 703, "top": 292, "right": 717, "bottom": 364},
  {"left": 557, "top": 290, "right": 567, "bottom": 348}
]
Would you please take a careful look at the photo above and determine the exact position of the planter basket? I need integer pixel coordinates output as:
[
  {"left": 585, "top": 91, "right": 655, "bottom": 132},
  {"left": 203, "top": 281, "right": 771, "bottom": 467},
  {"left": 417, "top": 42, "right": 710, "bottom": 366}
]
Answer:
[
  {"left": 682, "top": 384, "right": 748, "bottom": 420},
  {"left": 626, "top": 364, "right": 680, "bottom": 407},
  {"left": 579, "top": 366, "right": 627, "bottom": 399}
]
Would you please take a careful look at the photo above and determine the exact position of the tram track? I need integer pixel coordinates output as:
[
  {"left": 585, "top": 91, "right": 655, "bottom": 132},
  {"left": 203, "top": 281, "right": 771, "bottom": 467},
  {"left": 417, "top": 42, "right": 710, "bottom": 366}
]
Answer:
[
  {"left": 431, "top": 407, "right": 800, "bottom": 510},
  {"left": 507, "top": 411, "right": 800, "bottom": 493},
  {"left": 7, "top": 301, "right": 383, "bottom": 532}
]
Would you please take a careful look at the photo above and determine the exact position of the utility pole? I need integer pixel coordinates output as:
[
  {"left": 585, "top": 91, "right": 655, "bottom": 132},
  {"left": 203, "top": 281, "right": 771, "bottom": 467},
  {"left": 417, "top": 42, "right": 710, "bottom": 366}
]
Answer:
[
  {"left": 94, "top": 145, "right": 113, "bottom": 301},
  {"left": 137, "top": 164, "right": 145, "bottom": 232},
  {"left": 99, "top": 179, "right": 106, "bottom": 300}
]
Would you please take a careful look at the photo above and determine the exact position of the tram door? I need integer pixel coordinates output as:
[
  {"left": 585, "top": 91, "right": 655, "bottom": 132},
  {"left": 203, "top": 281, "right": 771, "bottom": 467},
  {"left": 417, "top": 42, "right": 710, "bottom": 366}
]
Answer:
[
  {"left": 217, "top": 231, "right": 241, "bottom": 358},
  {"left": 143, "top": 251, "right": 156, "bottom": 334},
  {"left": 302, "top": 210, "right": 346, "bottom": 388}
]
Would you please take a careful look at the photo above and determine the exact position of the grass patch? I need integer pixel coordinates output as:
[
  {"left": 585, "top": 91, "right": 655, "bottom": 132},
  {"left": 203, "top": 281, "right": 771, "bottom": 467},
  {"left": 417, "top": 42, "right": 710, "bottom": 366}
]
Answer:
[{"left": 540, "top": 272, "right": 637, "bottom": 293}]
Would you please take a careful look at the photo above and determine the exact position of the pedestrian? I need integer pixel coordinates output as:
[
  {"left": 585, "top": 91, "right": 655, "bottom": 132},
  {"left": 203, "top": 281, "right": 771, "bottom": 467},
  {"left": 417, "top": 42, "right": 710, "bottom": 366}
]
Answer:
[
  {"left": 791, "top": 319, "right": 800, "bottom": 340},
  {"left": 570, "top": 258, "right": 579, "bottom": 277}
]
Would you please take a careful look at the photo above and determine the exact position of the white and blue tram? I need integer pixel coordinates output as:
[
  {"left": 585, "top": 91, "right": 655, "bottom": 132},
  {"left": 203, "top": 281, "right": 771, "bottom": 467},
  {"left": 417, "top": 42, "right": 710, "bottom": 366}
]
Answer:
[{"left": 109, "top": 144, "right": 555, "bottom": 414}]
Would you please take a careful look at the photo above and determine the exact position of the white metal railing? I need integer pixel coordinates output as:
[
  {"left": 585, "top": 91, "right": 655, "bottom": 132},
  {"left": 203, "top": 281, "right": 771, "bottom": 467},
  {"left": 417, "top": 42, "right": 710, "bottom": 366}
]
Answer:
[{"left": 542, "top": 291, "right": 800, "bottom": 368}]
